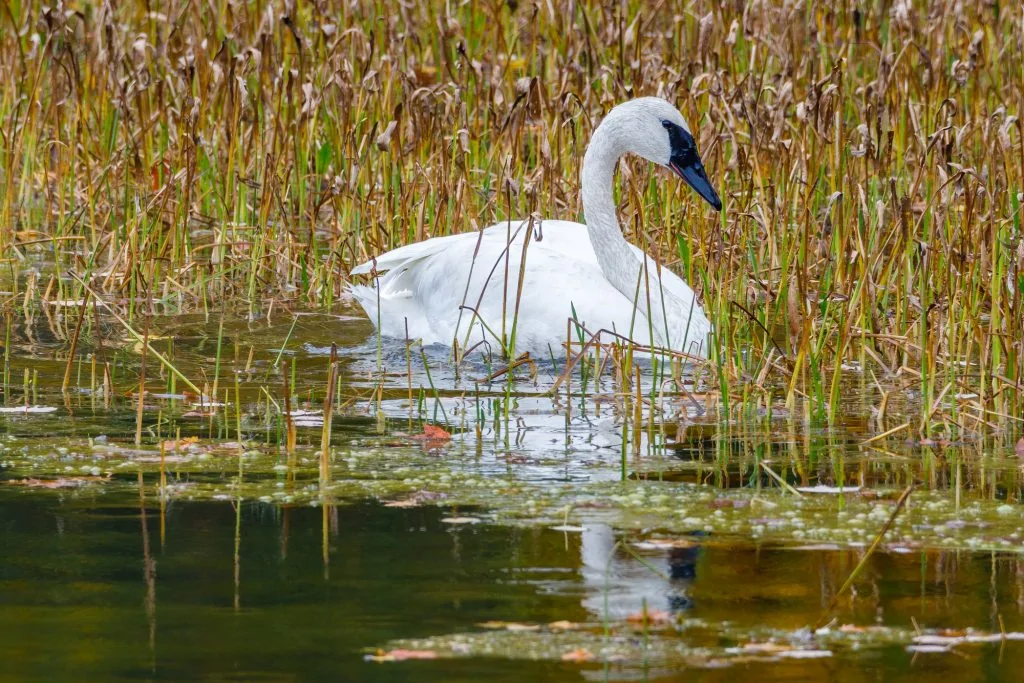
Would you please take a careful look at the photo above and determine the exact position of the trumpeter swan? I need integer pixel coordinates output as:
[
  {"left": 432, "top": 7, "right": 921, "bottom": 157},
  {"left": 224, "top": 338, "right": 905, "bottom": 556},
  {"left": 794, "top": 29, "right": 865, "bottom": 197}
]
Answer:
[{"left": 350, "top": 97, "right": 722, "bottom": 357}]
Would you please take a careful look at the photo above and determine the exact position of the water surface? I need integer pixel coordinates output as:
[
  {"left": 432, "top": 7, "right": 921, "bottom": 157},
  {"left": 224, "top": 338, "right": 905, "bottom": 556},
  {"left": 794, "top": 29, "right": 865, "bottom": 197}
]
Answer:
[{"left": 1, "top": 303, "right": 1022, "bottom": 680}]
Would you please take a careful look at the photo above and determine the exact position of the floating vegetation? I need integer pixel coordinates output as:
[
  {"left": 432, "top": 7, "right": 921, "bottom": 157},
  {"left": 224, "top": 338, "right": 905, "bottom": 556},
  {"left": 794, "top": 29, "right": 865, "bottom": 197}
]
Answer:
[
  {"left": 1, "top": 425, "right": 1021, "bottom": 553},
  {"left": 371, "top": 618, "right": 1024, "bottom": 670}
]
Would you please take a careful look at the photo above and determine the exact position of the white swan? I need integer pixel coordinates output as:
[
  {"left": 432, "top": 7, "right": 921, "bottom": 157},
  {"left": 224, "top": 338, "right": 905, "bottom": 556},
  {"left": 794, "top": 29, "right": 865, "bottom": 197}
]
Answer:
[{"left": 350, "top": 97, "right": 722, "bottom": 358}]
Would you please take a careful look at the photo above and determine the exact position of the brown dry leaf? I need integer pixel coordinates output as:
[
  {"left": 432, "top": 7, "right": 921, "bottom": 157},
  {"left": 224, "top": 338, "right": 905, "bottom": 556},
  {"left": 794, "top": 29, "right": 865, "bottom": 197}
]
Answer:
[
  {"left": 383, "top": 499, "right": 421, "bottom": 508},
  {"left": 838, "top": 624, "right": 890, "bottom": 634},
  {"left": 161, "top": 436, "right": 200, "bottom": 451},
  {"left": 412, "top": 66, "right": 436, "bottom": 86},
  {"left": 1015, "top": 437, "right": 1024, "bottom": 457},
  {"left": 476, "top": 621, "right": 540, "bottom": 632},
  {"left": 383, "top": 490, "right": 447, "bottom": 508},
  {"left": 936, "top": 628, "right": 972, "bottom": 637},
  {"left": 129, "top": 335, "right": 170, "bottom": 354},
  {"left": 15, "top": 229, "right": 46, "bottom": 241},
  {"left": 7, "top": 476, "right": 109, "bottom": 489},
  {"left": 376, "top": 120, "right": 398, "bottom": 151},
  {"left": 742, "top": 641, "right": 794, "bottom": 654},
  {"left": 181, "top": 409, "right": 217, "bottom": 418},
  {"left": 709, "top": 498, "right": 748, "bottom": 509},
  {"left": 560, "top": 648, "right": 594, "bottom": 662},
  {"left": 365, "top": 648, "right": 438, "bottom": 662},
  {"left": 786, "top": 273, "right": 803, "bottom": 353}
]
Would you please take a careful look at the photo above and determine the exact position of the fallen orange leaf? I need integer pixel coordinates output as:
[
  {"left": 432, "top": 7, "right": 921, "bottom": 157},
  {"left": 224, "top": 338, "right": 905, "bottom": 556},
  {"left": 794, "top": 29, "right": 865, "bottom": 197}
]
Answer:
[
  {"left": 410, "top": 424, "right": 451, "bottom": 441},
  {"left": 388, "top": 649, "right": 437, "bottom": 661},
  {"left": 561, "top": 648, "right": 594, "bottom": 662},
  {"left": 626, "top": 609, "right": 673, "bottom": 625}
]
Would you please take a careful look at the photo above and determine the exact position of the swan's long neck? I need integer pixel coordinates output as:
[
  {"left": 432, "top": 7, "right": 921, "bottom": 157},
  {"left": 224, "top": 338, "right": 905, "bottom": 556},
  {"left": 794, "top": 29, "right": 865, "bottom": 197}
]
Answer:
[{"left": 581, "top": 118, "right": 658, "bottom": 323}]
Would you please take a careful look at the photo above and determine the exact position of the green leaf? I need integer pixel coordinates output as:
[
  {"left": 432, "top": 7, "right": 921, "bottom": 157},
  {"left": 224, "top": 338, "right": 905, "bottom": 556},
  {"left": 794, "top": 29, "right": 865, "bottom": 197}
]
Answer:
[{"left": 316, "top": 142, "right": 332, "bottom": 174}]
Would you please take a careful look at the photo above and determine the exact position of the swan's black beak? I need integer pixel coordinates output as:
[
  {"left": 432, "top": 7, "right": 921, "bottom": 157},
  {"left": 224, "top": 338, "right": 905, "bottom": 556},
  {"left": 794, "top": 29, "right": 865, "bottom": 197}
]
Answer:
[
  {"left": 664, "top": 121, "right": 722, "bottom": 212},
  {"left": 669, "top": 159, "right": 722, "bottom": 212}
]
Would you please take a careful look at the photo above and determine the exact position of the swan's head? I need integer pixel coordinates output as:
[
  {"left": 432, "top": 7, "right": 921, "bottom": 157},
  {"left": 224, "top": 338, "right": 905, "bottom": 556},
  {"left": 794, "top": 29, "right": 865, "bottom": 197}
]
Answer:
[{"left": 606, "top": 97, "right": 722, "bottom": 212}]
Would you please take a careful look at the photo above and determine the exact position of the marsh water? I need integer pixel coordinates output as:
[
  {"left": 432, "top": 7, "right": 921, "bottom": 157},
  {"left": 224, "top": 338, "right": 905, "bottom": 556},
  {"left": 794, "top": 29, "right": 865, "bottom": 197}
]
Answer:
[{"left": 2, "top": 304, "right": 1023, "bottom": 681}]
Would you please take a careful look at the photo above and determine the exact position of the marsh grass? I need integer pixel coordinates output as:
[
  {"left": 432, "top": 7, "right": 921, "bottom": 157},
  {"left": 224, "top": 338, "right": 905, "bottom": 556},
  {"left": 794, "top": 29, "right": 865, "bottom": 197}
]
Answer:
[{"left": 0, "top": 0, "right": 1022, "bottom": 440}]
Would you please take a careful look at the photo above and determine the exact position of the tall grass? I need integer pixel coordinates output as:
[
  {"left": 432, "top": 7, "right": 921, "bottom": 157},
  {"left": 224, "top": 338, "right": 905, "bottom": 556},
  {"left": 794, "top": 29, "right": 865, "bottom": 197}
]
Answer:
[{"left": 0, "top": 0, "right": 1021, "bottom": 435}]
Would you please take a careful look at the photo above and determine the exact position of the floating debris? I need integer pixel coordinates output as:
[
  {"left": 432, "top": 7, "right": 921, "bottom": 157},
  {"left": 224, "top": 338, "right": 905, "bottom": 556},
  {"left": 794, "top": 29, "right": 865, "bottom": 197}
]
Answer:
[
  {"left": 796, "top": 485, "right": 860, "bottom": 494},
  {"left": 365, "top": 649, "right": 438, "bottom": 662},
  {"left": 374, "top": 621, "right": 1019, "bottom": 670},
  {"left": 5, "top": 476, "right": 110, "bottom": 488},
  {"left": 410, "top": 424, "right": 452, "bottom": 442},
  {"left": 441, "top": 516, "right": 482, "bottom": 525}
]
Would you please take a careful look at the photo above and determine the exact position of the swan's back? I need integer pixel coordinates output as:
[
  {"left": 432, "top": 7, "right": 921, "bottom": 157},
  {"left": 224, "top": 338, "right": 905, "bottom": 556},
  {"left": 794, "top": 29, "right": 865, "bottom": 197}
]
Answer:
[{"left": 349, "top": 219, "right": 710, "bottom": 357}]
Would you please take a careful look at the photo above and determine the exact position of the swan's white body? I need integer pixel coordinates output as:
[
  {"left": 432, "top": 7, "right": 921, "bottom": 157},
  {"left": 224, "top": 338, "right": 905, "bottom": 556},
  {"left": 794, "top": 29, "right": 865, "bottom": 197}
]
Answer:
[
  {"left": 350, "top": 97, "right": 719, "bottom": 358},
  {"left": 350, "top": 218, "right": 710, "bottom": 356}
]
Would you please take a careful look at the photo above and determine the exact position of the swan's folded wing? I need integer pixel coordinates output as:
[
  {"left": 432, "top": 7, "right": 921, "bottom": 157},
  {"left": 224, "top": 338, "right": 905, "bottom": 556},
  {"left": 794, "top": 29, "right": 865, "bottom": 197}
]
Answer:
[
  {"left": 349, "top": 219, "right": 590, "bottom": 276},
  {"left": 350, "top": 231, "right": 479, "bottom": 276}
]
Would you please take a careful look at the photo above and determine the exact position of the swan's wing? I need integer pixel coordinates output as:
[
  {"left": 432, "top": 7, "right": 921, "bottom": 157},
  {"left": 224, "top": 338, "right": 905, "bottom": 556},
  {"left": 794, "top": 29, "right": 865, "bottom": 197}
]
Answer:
[
  {"left": 349, "top": 247, "right": 454, "bottom": 337},
  {"left": 350, "top": 220, "right": 600, "bottom": 347},
  {"left": 349, "top": 219, "right": 594, "bottom": 276},
  {"left": 350, "top": 231, "right": 472, "bottom": 276}
]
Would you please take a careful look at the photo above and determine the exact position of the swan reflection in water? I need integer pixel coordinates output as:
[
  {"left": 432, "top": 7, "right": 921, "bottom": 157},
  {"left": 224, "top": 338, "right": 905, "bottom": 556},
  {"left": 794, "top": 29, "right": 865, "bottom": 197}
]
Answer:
[{"left": 579, "top": 524, "right": 703, "bottom": 619}]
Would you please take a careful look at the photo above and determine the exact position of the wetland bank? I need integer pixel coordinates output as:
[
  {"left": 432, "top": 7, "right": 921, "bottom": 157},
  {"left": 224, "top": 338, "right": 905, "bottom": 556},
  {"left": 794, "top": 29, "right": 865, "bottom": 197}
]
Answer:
[{"left": 2, "top": 0, "right": 1024, "bottom": 680}]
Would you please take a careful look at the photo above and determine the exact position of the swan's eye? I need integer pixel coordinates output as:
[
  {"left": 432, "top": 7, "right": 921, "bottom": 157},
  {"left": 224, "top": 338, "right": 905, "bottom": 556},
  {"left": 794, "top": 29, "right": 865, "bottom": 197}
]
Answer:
[{"left": 661, "top": 120, "right": 673, "bottom": 130}]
